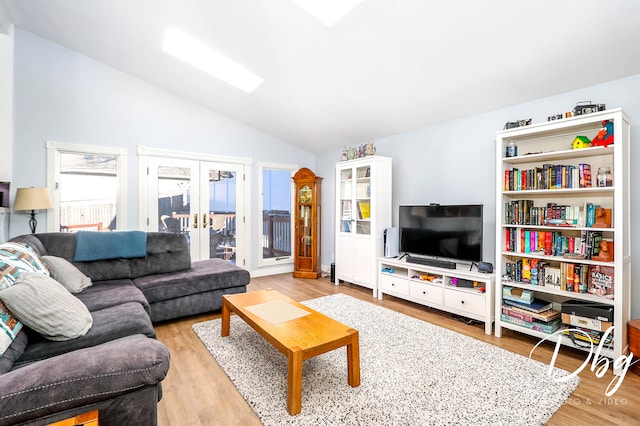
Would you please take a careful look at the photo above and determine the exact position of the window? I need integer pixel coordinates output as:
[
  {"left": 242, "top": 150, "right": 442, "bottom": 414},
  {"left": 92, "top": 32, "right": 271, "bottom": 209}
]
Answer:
[
  {"left": 46, "top": 141, "right": 127, "bottom": 232},
  {"left": 259, "top": 163, "right": 294, "bottom": 265}
]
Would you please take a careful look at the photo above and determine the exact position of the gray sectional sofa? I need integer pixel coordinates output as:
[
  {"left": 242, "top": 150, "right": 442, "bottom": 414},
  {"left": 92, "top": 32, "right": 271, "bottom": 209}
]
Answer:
[{"left": 0, "top": 231, "right": 250, "bottom": 425}]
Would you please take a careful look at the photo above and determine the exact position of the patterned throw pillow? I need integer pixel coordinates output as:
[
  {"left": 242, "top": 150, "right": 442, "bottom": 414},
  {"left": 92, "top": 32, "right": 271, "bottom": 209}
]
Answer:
[
  {"left": 0, "top": 241, "right": 47, "bottom": 357},
  {"left": 0, "top": 257, "right": 25, "bottom": 290},
  {"left": 0, "top": 242, "right": 49, "bottom": 276},
  {"left": 0, "top": 300, "right": 23, "bottom": 357}
]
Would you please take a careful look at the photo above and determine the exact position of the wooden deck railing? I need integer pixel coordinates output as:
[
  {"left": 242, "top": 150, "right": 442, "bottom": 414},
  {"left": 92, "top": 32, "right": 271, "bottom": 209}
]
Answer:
[
  {"left": 262, "top": 211, "right": 291, "bottom": 258},
  {"left": 60, "top": 222, "right": 103, "bottom": 232}
]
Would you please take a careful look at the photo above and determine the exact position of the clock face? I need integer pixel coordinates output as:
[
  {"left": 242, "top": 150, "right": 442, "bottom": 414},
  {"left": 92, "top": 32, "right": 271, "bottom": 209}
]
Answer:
[{"left": 299, "top": 185, "right": 312, "bottom": 204}]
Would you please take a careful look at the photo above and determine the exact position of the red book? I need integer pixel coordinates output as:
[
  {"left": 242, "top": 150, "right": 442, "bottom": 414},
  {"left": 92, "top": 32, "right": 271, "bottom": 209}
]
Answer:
[
  {"left": 544, "top": 232, "right": 552, "bottom": 255},
  {"left": 505, "top": 229, "right": 511, "bottom": 252}
]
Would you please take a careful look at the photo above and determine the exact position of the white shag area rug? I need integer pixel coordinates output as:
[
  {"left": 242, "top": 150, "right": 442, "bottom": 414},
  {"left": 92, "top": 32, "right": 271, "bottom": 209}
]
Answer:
[{"left": 192, "top": 294, "right": 579, "bottom": 425}]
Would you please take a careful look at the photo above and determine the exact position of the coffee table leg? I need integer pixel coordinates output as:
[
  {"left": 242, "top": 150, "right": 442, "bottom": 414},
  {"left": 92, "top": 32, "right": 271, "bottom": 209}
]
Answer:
[
  {"left": 287, "top": 347, "right": 303, "bottom": 415},
  {"left": 221, "top": 298, "right": 230, "bottom": 337},
  {"left": 347, "top": 329, "right": 360, "bottom": 387}
]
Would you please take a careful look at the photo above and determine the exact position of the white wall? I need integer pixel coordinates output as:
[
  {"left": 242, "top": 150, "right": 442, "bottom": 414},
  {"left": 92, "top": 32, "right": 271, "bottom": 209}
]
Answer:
[
  {"left": 10, "top": 29, "right": 315, "bottom": 274},
  {"left": 0, "top": 26, "right": 13, "bottom": 182},
  {"left": 317, "top": 73, "right": 640, "bottom": 318}
]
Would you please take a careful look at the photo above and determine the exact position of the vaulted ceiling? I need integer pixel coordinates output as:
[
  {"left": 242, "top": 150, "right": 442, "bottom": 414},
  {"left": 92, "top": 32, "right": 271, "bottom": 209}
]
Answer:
[{"left": 2, "top": 0, "right": 640, "bottom": 153}]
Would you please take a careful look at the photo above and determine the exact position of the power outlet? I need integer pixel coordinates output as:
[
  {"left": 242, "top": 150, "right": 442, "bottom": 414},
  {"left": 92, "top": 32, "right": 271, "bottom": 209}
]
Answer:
[{"left": 321, "top": 264, "right": 331, "bottom": 273}]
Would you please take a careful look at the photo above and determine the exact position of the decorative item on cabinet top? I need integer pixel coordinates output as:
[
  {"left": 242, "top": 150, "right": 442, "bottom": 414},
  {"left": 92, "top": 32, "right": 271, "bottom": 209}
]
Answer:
[{"left": 341, "top": 141, "right": 376, "bottom": 161}]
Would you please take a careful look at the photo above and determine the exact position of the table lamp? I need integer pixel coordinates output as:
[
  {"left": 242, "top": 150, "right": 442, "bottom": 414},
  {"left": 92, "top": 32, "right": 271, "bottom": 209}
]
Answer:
[{"left": 13, "top": 187, "right": 54, "bottom": 234}]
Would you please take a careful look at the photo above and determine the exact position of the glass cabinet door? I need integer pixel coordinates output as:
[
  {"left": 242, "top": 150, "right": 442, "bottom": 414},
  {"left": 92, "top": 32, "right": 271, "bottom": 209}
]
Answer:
[
  {"left": 339, "top": 169, "right": 353, "bottom": 233},
  {"left": 297, "top": 184, "right": 313, "bottom": 259},
  {"left": 355, "top": 165, "right": 371, "bottom": 235},
  {"left": 339, "top": 165, "right": 372, "bottom": 235}
]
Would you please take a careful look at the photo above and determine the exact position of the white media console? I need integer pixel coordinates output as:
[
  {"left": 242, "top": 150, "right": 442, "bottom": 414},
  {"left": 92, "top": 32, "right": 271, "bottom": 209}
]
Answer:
[{"left": 377, "top": 256, "right": 495, "bottom": 334}]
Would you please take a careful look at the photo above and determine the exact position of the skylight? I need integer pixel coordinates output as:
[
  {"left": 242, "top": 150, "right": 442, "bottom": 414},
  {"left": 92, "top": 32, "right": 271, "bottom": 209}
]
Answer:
[
  {"left": 162, "top": 27, "right": 264, "bottom": 93},
  {"left": 292, "top": 0, "right": 365, "bottom": 27}
]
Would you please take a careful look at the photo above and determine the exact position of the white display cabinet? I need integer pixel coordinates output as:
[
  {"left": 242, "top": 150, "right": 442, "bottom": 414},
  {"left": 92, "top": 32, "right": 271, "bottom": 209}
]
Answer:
[{"left": 335, "top": 156, "right": 392, "bottom": 295}]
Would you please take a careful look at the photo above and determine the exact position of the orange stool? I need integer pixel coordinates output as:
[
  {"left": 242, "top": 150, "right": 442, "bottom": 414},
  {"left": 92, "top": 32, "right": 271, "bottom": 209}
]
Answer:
[{"left": 628, "top": 320, "right": 640, "bottom": 376}]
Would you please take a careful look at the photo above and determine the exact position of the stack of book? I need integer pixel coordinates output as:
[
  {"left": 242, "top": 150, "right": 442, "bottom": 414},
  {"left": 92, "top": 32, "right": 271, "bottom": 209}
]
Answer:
[
  {"left": 501, "top": 290, "right": 561, "bottom": 334},
  {"left": 561, "top": 327, "right": 614, "bottom": 347}
]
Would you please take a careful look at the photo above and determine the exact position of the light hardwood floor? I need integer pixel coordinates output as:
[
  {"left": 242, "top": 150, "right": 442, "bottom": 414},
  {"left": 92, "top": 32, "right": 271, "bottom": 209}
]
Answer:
[{"left": 155, "top": 274, "right": 640, "bottom": 425}]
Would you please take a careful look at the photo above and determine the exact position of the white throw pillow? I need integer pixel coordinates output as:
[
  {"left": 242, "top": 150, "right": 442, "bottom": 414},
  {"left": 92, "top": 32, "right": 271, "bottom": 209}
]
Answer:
[
  {"left": 0, "top": 272, "right": 93, "bottom": 341},
  {"left": 42, "top": 255, "right": 92, "bottom": 293}
]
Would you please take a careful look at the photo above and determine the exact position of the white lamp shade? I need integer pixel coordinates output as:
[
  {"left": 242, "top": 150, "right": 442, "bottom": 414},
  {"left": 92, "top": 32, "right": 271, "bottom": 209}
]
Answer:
[{"left": 13, "top": 187, "right": 54, "bottom": 211}]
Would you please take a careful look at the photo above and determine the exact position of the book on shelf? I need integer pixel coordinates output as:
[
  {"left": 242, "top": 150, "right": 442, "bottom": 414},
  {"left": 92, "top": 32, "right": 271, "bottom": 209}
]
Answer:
[
  {"left": 342, "top": 182, "right": 352, "bottom": 198},
  {"left": 587, "top": 265, "right": 614, "bottom": 298},
  {"left": 504, "top": 162, "right": 592, "bottom": 191},
  {"left": 503, "top": 298, "right": 553, "bottom": 313},
  {"left": 561, "top": 313, "right": 612, "bottom": 333},
  {"left": 503, "top": 200, "right": 611, "bottom": 229},
  {"left": 500, "top": 313, "right": 562, "bottom": 334},
  {"left": 579, "top": 163, "right": 592, "bottom": 188},
  {"left": 502, "top": 286, "right": 534, "bottom": 303},
  {"left": 561, "top": 326, "right": 613, "bottom": 347},
  {"left": 357, "top": 201, "right": 370, "bottom": 219},
  {"left": 341, "top": 200, "right": 352, "bottom": 220},
  {"left": 502, "top": 305, "right": 561, "bottom": 323},
  {"left": 356, "top": 167, "right": 370, "bottom": 179}
]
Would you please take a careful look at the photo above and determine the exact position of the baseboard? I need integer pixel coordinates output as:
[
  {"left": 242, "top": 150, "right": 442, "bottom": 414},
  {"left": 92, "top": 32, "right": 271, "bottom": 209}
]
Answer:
[{"left": 250, "top": 264, "right": 294, "bottom": 278}]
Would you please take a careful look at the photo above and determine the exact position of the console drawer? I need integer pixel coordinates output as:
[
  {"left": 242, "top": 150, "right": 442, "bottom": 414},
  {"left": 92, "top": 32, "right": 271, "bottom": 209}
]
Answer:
[
  {"left": 379, "top": 274, "right": 409, "bottom": 295},
  {"left": 443, "top": 289, "right": 485, "bottom": 317},
  {"left": 409, "top": 281, "right": 443, "bottom": 305}
]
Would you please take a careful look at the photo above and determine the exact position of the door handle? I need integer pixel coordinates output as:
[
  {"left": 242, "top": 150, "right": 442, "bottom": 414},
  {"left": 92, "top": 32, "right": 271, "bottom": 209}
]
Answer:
[
  {"left": 193, "top": 213, "right": 198, "bottom": 229},
  {"left": 203, "top": 212, "right": 208, "bottom": 228}
]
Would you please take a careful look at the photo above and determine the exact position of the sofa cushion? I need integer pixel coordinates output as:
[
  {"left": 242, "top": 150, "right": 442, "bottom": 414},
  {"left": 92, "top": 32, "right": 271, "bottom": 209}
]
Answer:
[
  {"left": 75, "top": 279, "right": 150, "bottom": 315},
  {"left": 5, "top": 234, "right": 48, "bottom": 257},
  {"left": 14, "top": 301, "right": 155, "bottom": 367},
  {"left": 0, "top": 272, "right": 93, "bottom": 342},
  {"left": 42, "top": 255, "right": 92, "bottom": 293},
  {"left": 21, "top": 232, "right": 192, "bottom": 281},
  {"left": 133, "top": 258, "right": 250, "bottom": 304},
  {"left": 0, "top": 334, "right": 170, "bottom": 425}
]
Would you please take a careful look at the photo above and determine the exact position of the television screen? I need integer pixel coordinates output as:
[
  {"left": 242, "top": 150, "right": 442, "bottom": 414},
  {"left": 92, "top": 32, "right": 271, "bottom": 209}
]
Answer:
[{"left": 399, "top": 204, "right": 483, "bottom": 263}]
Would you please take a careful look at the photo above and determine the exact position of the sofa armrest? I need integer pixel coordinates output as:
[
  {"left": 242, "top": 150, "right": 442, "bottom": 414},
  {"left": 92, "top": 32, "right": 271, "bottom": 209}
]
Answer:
[{"left": 0, "top": 334, "right": 170, "bottom": 426}]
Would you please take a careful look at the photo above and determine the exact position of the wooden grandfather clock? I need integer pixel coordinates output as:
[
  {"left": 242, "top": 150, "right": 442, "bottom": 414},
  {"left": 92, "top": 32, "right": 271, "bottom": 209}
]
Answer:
[{"left": 292, "top": 168, "right": 322, "bottom": 279}]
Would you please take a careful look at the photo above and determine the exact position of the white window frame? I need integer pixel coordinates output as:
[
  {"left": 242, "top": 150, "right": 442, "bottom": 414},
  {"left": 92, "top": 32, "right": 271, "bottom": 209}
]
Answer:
[
  {"left": 46, "top": 141, "right": 128, "bottom": 232},
  {"left": 258, "top": 161, "right": 296, "bottom": 268}
]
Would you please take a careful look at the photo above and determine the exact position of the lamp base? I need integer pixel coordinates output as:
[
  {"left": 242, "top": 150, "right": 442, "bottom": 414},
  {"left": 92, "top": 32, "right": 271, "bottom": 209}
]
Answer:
[{"left": 28, "top": 210, "right": 38, "bottom": 234}]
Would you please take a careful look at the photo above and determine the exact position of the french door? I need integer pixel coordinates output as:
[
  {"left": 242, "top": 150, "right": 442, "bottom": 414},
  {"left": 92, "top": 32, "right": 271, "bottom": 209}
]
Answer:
[{"left": 145, "top": 157, "right": 245, "bottom": 264}]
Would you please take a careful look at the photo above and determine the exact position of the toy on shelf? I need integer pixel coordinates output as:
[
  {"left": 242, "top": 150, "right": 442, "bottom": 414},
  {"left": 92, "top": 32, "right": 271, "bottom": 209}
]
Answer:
[
  {"left": 573, "top": 101, "right": 606, "bottom": 116},
  {"left": 591, "top": 120, "right": 614, "bottom": 147},
  {"left": 572, "top": 136, "right": 591, "bottom": 149}
]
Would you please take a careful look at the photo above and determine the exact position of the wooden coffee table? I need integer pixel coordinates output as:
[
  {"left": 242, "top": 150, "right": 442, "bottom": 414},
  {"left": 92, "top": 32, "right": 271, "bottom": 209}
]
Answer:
[{"left": 221, "top": 288, "right": 360, "bottom": 415}]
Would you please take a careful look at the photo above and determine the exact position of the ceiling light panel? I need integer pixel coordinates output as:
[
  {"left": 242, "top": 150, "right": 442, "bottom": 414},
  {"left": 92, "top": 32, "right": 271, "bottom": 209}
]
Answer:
[
  {"left": 292, "top": 0, "right": 365, "bottom": 27},
  {"left": 162, "top": 27, "right": 263, "bottom": 93}
]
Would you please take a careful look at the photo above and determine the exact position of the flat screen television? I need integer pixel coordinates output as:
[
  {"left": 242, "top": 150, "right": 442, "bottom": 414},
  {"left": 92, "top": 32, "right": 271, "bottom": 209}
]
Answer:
[{"left": 399, "top": 204, "right": 483, "bottom": 265}]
